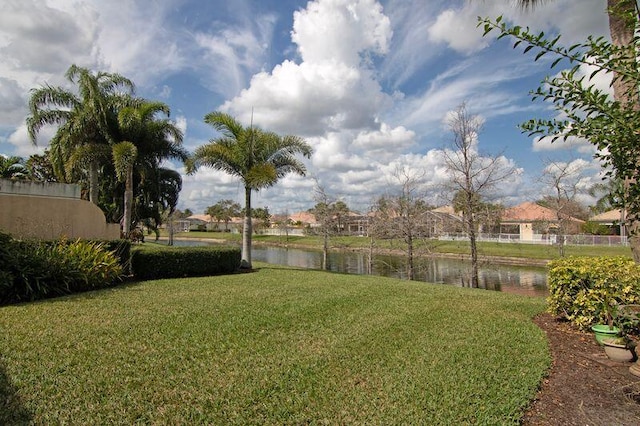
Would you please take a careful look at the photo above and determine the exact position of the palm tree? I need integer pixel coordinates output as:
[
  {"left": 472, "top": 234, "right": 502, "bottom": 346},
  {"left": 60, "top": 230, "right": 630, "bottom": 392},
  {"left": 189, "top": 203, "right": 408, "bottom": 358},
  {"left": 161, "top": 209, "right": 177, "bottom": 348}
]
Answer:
[
  {"left": 26, "top": 64, "right": 135, "bottom": 204},
  {"left": 189, "top": 112, "right": 313, "bottom": 269},
  {"left": 0, "top": 155, "right": 28, "bottom": 179},
  {"left": 112, "top": 141, "right": 138, "bottom": 238},
  {"left": 114, "top": 100, "right": 187, "bottom": 238}
]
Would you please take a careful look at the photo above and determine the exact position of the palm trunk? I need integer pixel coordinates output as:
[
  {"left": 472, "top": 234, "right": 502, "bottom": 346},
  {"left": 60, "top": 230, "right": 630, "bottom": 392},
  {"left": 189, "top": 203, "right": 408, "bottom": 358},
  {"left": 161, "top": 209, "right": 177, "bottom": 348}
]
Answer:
[
  {"left": 89, "top": 160, "right": 99, "bottom": 205},
  {"left": 241, "top": 186, "right": 252, "bottom": 269},
  {"left": 123, "top": 165, "right": 133, "bottom": 238}
]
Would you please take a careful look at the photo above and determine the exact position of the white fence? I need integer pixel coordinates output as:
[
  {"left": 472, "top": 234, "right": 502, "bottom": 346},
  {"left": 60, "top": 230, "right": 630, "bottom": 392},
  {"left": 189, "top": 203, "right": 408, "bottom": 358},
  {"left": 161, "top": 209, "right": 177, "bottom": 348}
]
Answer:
[{"left": 439, "top": 233, "right": 629, "bottom": 246}]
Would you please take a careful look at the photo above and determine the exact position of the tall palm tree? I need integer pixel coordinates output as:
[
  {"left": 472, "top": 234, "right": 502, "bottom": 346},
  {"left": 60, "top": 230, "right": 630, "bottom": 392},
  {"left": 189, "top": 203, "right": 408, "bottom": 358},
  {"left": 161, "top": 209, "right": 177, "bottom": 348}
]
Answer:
[
  {"left": 27, "top": 64, "right": 135, "bottom": 204},
  {"left": 189, "top": 112, "right": 313, "bottom": 269},
  {"left": 114, "top": 100, "right": 187, "bottom": 238}
]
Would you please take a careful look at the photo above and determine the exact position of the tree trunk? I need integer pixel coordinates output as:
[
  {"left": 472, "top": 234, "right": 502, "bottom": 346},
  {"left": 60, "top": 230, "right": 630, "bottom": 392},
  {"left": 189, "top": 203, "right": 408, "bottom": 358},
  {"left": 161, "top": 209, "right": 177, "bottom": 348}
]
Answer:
[
  {"left": 468, "top": 218, "right": 479, "bottom": 288},
  {"left": 122, "top": 165, "right": 133, "bottom": 238},
  {"left": 322, "top": 230, "right": 329, "bottom": 270},
  {"left": 607, "top": 0, "right": 640, "bottom": 262},
  {"left": 241, "top": 186, "right": 252, "bottom": 269},
  {"left": 89, "top": 160, "right": 99, "bottom": 205},
  {"left": 407, "top": 233, "right": 414, "bottom": 281}
]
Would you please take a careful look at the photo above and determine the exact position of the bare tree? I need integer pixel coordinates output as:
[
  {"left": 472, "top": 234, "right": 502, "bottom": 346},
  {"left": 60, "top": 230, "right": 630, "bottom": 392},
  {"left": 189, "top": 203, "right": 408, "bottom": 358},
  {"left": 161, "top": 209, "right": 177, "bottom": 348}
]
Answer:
[
  {"left": 311, "top": 181, "right": 338, "bottom": 270},
  {"left": 538, "top": 159, "right": 589, "bottom": 256},
  {"left": 369, "top": 168, "right": 433, "bottom": 281},
  {"left": 442, "top": 103, "right": 517, "bottom": 288}
]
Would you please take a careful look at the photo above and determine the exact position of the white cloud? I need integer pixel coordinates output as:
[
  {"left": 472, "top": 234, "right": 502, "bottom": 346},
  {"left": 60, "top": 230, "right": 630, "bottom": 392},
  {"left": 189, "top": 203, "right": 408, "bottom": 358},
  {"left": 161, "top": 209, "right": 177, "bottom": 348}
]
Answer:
[
  {"left": 291, "top": 0, "right": 391, "bottom": 66},
  {"left": 427, "top": 0, "right": 608, "bottom": 55},
  {"left": 194, "top": 13, "right": 277, "bottom": 98},
  {"left": 532, "top": 135, "right": 596, "bottom": 154},
  {"left": 220, "top": 0, "right": 393, "bottom": 137},
  {"left": 428, "top": 8, "right": 489, "bottom": 54},
  {"left": 7, "top": 123, "right": 49, "bottom": 156}
]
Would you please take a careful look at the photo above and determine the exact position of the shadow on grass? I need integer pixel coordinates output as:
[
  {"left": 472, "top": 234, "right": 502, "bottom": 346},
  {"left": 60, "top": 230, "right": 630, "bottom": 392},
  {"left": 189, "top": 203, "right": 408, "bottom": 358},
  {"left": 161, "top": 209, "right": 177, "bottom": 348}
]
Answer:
[{"left": 0, "top": 359, "right": 32, "bottom": 425}]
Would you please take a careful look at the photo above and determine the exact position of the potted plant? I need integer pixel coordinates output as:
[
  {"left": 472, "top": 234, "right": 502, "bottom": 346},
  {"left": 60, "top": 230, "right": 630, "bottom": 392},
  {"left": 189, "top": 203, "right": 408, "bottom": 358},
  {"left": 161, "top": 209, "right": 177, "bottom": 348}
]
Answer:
[
  {"left": 599, "top": 304, "right": 640, "bottom": 363},
  {"left": 591, "top": 294, "right": 621, "bottom": 345}
]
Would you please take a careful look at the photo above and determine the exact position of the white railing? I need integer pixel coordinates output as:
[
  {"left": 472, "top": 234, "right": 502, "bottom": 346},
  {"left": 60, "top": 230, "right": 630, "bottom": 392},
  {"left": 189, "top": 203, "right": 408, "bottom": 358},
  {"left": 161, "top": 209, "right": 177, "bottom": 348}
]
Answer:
[{"left": 438, "top": 233, "right": 628, "bottom": 246}]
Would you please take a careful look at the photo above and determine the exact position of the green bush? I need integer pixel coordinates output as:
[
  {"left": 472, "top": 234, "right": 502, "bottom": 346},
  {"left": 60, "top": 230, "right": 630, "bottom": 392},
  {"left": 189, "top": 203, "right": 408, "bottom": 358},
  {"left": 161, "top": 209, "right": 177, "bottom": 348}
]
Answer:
[
  {"left": 0, "top": 234, "right": 124, "bottom": 304},
  {"left": 131, "top": 244, "right": 240, "bottom": 280},
  {"left": 547, "top": 256, "right": 640, "bottom": 330}
]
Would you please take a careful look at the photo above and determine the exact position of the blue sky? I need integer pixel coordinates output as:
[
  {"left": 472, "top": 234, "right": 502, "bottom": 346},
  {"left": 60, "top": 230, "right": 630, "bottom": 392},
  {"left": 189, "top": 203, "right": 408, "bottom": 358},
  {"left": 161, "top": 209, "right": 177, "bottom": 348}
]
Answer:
[{"left": 0, "top": 0, "right": 611, "bottom": 214}]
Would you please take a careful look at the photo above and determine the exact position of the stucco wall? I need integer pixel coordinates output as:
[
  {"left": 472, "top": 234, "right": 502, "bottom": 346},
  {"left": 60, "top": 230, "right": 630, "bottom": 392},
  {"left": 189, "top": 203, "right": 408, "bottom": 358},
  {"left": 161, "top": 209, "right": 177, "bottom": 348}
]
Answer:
[{"left": 0, "top": 179, "right": 120, "bottom": 240}]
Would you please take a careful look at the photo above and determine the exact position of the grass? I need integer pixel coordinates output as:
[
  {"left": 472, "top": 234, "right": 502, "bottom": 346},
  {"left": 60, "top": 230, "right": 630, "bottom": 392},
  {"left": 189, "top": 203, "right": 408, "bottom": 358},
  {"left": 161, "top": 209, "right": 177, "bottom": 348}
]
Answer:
[
  {"left": 172, "top": 231, "right": 632, "bottom": 260},
  {"left": 0, "top": 264, "right": 549, "bottom": 424}
]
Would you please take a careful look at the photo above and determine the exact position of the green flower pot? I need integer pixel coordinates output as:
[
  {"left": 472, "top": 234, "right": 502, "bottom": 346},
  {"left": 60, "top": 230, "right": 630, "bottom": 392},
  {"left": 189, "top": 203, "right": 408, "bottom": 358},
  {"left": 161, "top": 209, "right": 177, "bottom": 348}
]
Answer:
[{"left": 592, "top": 324, "right": 620, "bottom": 345}]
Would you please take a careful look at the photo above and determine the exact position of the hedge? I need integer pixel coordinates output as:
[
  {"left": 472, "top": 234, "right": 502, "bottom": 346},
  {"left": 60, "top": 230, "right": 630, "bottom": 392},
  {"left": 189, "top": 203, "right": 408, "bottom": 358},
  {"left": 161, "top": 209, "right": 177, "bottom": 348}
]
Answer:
[
  {"left": 547, "top": 256, "right": 640, "bottom": 330},
  {"left": 131, "top": 244, "right": 241, "bottom": 280}
]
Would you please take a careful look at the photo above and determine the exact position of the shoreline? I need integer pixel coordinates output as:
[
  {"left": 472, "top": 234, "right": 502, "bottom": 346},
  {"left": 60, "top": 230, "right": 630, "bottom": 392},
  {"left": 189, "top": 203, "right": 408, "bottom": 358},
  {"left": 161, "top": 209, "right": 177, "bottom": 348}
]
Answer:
[{"left": 155, "top": 236, "right": 549, "bottom": 268}]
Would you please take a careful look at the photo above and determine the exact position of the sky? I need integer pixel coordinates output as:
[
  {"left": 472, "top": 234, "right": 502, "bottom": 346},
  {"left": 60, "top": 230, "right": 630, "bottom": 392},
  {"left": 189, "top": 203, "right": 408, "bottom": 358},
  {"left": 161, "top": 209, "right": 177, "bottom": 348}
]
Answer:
[{"left": 0, "top": 0, "right": 613, "bottom": 215}]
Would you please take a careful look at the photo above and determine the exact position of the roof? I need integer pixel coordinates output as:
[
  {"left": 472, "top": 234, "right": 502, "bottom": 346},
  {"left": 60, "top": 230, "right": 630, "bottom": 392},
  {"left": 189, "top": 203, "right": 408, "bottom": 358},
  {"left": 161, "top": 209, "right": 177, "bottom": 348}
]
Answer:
[
  {"left": 289, "top": 211, "right": 317, "bottom": 224},
  {"left": 433, "top": 205, "right": 458, "bottom": 215},
  {"left": 502, "top": 202, "right": 584, "bottom": 223},
  {"left": 590, "top": 209, "right": 624, "bottom": 222},
  {"left": 187, "top": 214, "right": 211, "bottom": 223}
]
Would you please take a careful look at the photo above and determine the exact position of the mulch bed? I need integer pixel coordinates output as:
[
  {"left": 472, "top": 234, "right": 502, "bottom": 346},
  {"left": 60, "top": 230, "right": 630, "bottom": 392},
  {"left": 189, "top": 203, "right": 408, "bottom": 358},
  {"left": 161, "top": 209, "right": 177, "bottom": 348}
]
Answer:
[{"left": 522, "top": 313, "right": 640, "bottom": 425}]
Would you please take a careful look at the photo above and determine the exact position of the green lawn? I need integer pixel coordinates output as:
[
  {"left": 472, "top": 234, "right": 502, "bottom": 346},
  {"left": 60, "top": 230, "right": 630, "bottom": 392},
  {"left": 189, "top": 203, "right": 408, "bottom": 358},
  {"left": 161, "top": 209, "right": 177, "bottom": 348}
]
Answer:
[
  {"left": 1, "top": 265, "right": 549, "bottom": 424},
  {"left": 172, "top": 231, "right": 632, "bottom": 260}
]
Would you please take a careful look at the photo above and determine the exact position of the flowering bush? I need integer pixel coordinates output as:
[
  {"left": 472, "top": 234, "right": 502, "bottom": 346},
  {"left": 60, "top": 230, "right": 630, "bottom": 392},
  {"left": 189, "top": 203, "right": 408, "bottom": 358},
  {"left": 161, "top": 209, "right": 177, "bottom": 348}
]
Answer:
[{"left": 547, "top": 256, "right": 640, "bottom": 331}]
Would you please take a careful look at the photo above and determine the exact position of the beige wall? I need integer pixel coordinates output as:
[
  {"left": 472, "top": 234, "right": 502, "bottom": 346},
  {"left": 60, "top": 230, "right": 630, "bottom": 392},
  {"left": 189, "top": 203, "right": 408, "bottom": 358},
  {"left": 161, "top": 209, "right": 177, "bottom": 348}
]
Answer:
[{"left": 0, "top": 179, "right": 120, "bottom": 240}]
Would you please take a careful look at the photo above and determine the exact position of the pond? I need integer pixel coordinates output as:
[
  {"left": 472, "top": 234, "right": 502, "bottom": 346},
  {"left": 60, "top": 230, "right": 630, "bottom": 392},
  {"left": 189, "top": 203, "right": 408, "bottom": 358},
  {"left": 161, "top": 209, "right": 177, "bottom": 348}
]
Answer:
[{"left": 165, "top": 239, "right": 548, "bottom": 296}]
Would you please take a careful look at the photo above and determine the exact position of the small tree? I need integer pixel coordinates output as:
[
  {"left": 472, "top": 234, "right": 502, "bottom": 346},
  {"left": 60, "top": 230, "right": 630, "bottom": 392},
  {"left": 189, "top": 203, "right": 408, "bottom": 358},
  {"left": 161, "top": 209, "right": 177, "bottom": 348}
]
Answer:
[
  {"left": 538, "top": 160, "right": 589, "bottom": 255},
  {"left": 206, "top": 199, "right": 241, "bottom": 231},
  {"left": 370, "top": 168, "right": 432, "bottom": 281},
  {"left": 311, "top": 183, "right": 337, "bottom": 270},
  {"left": 442, "top": 103, "right": 517, "bottom": 288}
]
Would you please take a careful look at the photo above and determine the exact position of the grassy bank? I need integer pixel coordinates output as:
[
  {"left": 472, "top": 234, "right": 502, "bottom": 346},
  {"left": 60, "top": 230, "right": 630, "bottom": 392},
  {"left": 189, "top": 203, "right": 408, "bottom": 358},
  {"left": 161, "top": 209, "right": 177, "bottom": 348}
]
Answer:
[
  {"left": 0, "top": 265, "right": 548, "bottom": 424},
  {"left": 171, "top": 231, "right": 632, "bottom": 260}
]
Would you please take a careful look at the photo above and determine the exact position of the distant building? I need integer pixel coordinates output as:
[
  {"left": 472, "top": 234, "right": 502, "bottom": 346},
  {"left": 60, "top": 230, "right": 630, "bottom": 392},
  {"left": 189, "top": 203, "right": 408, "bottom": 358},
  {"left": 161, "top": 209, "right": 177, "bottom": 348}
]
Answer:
[
  {"left": 501, "top": 202, "right": 584, "bottom": 240},
  {"left": 589, "top": 209, "right": 626, "bottom": 236}
]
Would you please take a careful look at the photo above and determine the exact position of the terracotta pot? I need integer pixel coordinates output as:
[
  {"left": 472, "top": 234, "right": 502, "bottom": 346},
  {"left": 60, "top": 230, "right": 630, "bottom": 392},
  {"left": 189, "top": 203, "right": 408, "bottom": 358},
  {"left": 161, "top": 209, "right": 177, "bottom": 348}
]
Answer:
[{"left": 602, "top": 338, "right": 635, "bottom": 362}]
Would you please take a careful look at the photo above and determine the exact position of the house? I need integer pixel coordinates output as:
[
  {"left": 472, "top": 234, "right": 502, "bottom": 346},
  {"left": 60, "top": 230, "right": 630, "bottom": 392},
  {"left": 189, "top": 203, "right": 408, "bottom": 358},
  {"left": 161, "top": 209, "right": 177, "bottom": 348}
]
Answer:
[
  {"left": 184, "top": 214, "right": 243, "bottom": 232},
  {"left": 288, "top": 211, "right": 319, "bottom": 229},
  {"left": 589, "top": 209, "right": 626, "bottom": 236},
  {"left": 501, "top": 202, "right": 584, "bottom": 241}
]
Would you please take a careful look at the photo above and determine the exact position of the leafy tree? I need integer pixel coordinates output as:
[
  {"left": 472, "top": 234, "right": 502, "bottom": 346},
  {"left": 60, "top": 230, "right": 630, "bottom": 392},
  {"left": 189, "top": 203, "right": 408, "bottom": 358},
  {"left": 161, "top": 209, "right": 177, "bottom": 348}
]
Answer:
[
  {"left": 480, "top": 9, "right": 640, "bottom": 261},
  {"left": 188, "top": 112, "right": 312, "bottom": 269},
  {"left": 206, "top": 199, "right": 241, "bottom": 231},
  {"left": 26, "top": 64, "right": 134, "bottom": 204},
  {"left": 25, "top": 152, "right": 57, "bottom": 182},
  {"left": 0, "top": 155, "right": 28, "bottom": 179}
]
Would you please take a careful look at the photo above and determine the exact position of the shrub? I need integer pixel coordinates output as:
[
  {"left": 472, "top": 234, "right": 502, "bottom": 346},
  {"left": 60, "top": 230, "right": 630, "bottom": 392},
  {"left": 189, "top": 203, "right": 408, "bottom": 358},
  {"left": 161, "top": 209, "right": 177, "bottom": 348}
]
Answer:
[
  {"left": 547, "top": 256, "right": 640, "bottom": 330},
  {"left": 0, "top": 234, "right": 124, "bottom": 305},
  {"left": 131, "top": 245, "right": 240, "bottom": 280}
]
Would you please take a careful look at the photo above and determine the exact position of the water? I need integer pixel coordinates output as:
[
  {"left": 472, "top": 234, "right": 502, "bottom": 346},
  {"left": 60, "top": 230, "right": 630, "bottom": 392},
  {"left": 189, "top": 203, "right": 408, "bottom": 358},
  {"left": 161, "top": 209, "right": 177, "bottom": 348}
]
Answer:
[{"left": 162, "top": 239, "right": 548, "bottom": 296}]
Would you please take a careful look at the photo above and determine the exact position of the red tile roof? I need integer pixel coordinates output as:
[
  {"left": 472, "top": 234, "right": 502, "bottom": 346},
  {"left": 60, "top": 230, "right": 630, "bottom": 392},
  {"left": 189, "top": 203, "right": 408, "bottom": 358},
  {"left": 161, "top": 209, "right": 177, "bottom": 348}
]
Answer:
[{"left": 502, "top": 202, "right": 584, "bottom": 223}]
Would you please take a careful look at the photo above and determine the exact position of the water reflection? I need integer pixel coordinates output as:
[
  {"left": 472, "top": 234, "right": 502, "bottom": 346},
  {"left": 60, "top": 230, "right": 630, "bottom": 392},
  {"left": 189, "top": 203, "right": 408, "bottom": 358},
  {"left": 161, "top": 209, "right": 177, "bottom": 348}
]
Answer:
[{"left": 164, "top": 240, "right": 548, "bottom": 296}]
